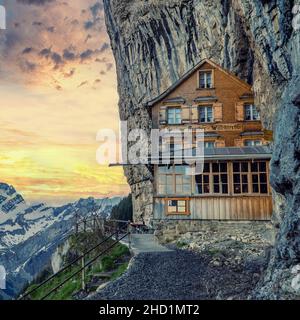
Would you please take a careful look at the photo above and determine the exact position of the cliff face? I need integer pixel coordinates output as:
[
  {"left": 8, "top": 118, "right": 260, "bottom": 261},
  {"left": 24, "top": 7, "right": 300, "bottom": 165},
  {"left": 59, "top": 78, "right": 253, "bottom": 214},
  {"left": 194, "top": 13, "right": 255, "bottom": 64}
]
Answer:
[{"left": 103, "top": 0, "right": 300, "bottom": 299}]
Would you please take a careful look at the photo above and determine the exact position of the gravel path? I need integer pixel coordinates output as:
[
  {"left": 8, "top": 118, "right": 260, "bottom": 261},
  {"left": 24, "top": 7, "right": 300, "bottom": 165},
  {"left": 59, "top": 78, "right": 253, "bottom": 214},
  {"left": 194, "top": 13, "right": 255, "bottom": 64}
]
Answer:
[{"left": 88, "top": 248, "right": 266, "bottom": 300}]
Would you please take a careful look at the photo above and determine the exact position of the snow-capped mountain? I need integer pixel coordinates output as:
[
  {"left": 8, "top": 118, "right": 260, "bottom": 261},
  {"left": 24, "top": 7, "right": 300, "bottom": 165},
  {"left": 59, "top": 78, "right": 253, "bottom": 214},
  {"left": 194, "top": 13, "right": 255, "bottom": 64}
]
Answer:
[{"left": 0, "top": 183, "right": 123, "bottom": 300}]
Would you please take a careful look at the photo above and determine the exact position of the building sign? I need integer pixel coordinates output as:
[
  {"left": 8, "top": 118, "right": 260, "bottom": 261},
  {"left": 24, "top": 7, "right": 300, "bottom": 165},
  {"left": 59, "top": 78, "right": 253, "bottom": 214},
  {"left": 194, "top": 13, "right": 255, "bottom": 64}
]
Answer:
[{"left": 198, "top": 123, "right": 243, "bottom": 132}]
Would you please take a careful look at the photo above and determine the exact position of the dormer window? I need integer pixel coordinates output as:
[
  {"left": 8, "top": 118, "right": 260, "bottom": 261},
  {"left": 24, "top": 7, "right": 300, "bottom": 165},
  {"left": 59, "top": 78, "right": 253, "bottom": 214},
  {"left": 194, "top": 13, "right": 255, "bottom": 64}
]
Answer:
[
  {"left": 167, "top": 107, "right": 181, "bottom": 125},
  {"left": 199, "top": 70, "right": 213, "bottom": 89},
  {"left": 244, "top": 104, "right": 260, "bottom": 121}
]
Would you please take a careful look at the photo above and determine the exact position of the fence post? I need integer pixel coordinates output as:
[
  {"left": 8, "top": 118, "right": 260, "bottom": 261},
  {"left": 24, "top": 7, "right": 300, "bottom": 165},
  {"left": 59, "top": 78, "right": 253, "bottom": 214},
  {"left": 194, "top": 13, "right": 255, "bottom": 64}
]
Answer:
[
  {"left": 83, "top": 218, "right": 86, "bottom": 233},
  {"left": 81, "top": 256, "right": 86, "bottom": 291},
  {"left": 128, "top": 221, "right": 132, "bottom": 250},
  {"left": 75, "top": 211, "right": 79, "bottom": 235}
]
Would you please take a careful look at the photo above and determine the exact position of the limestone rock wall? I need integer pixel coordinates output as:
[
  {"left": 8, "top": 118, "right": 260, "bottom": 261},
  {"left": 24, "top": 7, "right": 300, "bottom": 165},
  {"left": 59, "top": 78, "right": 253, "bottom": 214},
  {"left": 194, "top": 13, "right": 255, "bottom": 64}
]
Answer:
[{"left": 103, "top": 0, "right": 300, "bottom": 299}]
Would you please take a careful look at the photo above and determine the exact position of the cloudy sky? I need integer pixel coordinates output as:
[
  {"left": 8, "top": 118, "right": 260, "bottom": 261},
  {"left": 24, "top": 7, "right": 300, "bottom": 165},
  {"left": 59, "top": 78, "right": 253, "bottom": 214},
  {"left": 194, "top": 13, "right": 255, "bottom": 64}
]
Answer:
[{"left": 0, "top": 0, "right": 129, "bottom": 205}]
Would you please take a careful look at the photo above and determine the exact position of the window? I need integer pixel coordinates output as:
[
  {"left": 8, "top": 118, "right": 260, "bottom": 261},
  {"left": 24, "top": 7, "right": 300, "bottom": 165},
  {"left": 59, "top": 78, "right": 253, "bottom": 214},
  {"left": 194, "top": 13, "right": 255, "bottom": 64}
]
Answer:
[
  {"left": 195, "top": 140, "right": 215, "bottom": 150},
  {"left": 161, "top": 136, "right": 183, "bottom": 157},
  {"left": 244, "top": 104, "right": 260, "bottom": 121},
  {"left": 158, "top": 165, "right": 191, "bottom": 195},
  {"left": 167, "top": 108, "right": 181, "bottom": 125},
  {"left": 233, "top": 161, "right": 269, "bottom": 195},
  {"left": 244, "top": 140, "right": 262, "bottom": 147},
  {"left": 199, "top": 106, "right": 214, "bottom": 123},
  {"left": 199, "top": 71, "right": 213, "bottom": 89},
  {"left": 233, "top": 162, "right": 250, "bottom": 194},
  {"left": 212, "top": 163, "right": 229, "bottom": 194},
  {"left": 195, "top": 162, "right": 229, "bottom": 195},
  {"left": 169, "top": 142, "right": 183, "bottom": 156},
  {"left": 159, "top": 162, "right": 269, "bottom": 198},
  {"left": 195, "top": 163, "right": 210, "bottom": 194},
  {"left": 204, "top": 141, "right": 215, "bottom": 149},
  {"left": 167, "top": 199, "right": 189, "bottom": 215},
  {"left": 251, "top": 161, "right": 268, "bottom": 194}
]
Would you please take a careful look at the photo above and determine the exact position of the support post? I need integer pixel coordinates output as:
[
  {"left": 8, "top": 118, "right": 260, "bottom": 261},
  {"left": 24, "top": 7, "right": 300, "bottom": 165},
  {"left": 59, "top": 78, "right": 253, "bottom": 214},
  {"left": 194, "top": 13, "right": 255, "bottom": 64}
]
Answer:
[
  {"left": 81, "top": 256, "right": 86, "bottom": 291},
  {"left": 128, "top": 221, "right": 132, "bottom": 250},
  {"left": 75, "top": 212, "right": 79, "bottom": 235},
  {"left": 83, "top": 218, "right": 86, "bottom": 233}
]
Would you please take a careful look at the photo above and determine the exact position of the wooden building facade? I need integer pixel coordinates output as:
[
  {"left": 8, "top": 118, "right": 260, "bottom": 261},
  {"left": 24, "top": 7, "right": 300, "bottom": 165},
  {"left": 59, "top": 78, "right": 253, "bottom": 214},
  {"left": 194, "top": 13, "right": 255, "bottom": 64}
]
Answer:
[{"left": 147, "top": 59, "right": 273, "bottom": 221}]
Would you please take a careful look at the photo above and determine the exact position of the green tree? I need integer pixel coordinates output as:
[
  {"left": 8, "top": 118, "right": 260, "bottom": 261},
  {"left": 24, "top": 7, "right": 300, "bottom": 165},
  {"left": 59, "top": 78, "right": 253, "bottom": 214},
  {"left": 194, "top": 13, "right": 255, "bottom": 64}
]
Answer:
[{"left": 110, "top": 194, "right": 133, "bottom": 221}]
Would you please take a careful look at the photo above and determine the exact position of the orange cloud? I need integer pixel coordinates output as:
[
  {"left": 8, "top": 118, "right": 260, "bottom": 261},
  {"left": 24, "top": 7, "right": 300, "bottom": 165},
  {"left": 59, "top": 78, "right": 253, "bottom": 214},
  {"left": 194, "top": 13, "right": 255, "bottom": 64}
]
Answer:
[{"left": 0, "top": 1, "right": 129, "bottom": 205}]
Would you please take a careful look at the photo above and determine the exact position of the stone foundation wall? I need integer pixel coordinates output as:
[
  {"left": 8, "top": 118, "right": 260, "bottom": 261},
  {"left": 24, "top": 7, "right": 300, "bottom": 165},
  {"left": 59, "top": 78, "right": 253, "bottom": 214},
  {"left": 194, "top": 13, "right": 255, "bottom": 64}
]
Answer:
[{"left": 153, "top": 219, "right": 275, "bottom": 245}]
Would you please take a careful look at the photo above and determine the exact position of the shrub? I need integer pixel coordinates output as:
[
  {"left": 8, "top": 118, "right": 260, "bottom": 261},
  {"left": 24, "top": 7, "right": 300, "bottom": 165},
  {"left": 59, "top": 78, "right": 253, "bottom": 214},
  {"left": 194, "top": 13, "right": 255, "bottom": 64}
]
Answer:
[{"left": 101, "top": 256, "right": 114, "bottom": 271}]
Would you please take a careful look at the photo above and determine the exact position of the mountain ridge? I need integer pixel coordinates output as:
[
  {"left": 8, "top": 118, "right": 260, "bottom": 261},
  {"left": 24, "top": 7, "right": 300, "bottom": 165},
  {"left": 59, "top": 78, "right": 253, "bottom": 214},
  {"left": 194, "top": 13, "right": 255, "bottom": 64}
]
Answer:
[{"left": 0, "top": 182, "right": 123, "bottom": 299}]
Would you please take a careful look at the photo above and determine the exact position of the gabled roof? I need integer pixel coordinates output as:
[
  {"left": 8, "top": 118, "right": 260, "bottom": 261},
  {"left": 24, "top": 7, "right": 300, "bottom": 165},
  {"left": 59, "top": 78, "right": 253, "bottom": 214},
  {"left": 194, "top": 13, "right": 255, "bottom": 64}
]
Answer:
[{"left": 146, "top": 58, "right": 252, "bottom": 108}]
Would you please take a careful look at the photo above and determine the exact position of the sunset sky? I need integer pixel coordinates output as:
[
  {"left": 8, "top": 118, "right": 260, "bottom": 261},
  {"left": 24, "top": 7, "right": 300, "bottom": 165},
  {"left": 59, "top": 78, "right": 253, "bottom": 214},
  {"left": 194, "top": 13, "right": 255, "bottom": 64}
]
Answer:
[{"left": 0, "top": 0, "right": 129, "bottom": 205}]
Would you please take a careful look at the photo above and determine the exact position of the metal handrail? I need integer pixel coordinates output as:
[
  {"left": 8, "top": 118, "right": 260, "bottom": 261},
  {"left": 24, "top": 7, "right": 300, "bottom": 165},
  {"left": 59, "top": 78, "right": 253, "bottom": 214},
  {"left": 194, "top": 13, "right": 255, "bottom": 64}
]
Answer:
[
  {"left": 41, "top": 233, "right": 129, "bottom": 300},
  {"left": 19, "top": 230, "right": 121, "bottom": 300},
  {"left": 108, "top": 219, "right": 131, "bottom": 224},
  {"left": 75, "top": 217, "right": 129, "bottom": 229}
]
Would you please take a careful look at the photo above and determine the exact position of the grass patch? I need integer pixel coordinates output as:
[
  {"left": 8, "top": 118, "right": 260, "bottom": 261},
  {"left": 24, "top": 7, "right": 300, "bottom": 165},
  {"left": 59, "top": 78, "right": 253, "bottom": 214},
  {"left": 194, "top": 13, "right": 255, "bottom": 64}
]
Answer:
[
  {"left": 110, "top": 243, "right": 130, "bottom": 258},
  {"left": 91, "top": 262, "right": 102, "bottom": 274},
  {"left": 110, "top": 262, "right": 129, "bottom": 281},
  {"left": 26, "top": 264, "right": 82, "bottom": 300},
  {"left": 101, "top": 256, "right": 114, "bottom": 271},
  {"left": 176, "top": 241, "right": 188, "bottom": 248}
]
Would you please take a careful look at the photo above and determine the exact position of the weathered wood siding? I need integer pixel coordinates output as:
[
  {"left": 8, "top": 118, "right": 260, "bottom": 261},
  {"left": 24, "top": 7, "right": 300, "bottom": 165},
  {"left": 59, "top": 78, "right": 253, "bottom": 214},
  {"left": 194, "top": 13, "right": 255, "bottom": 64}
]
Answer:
[
  {"left": 151, "top": 61, "right": 271, "bottom": 147},
  {"left": 154, "top": 196, "right": 273, "bottom": 221}
]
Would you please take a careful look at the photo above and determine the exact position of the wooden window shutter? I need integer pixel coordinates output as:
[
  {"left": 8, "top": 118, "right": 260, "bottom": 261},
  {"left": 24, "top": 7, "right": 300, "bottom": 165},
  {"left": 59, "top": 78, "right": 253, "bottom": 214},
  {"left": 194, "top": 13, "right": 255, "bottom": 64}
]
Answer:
[
  {"left": 236, "top": 102, "right": 244, "bottom": 121},
  {"left": 215, "top": 140, "right": 226, "bottom": 148},
  {"left": 191, "top": 106, "right": 199, "bottom": 124},
  {"left": 182, "top": 106, "right": 190, "bottom": 124},
  {"left": 234, "top": 138, "right": 244, "bottom": 147},
  {"left": 213, "top": 103, "right": 223, "bottom": 123},
  {"left": 159, "top": 106, "right": 167, "bottom": 125}
]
